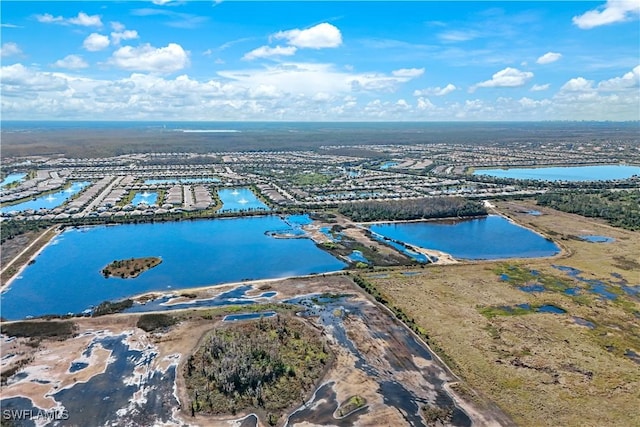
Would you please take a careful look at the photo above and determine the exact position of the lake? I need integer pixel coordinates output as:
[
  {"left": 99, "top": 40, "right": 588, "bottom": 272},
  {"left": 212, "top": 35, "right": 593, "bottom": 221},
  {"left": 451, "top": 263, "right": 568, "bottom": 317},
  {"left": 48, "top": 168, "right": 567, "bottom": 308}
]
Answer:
[
  {"left": 0, "top": 182, "right": 90, "bottom": 213},
  {"left": 217, "top": 188, "right": 270, "bottom": 212},
  {"left": 369, "top": 215, "right": 559, "bottom": 260},
  {"left": 0, "top": 216, "right": 346, "bottom": 320},
  {"left": 473, "top": 165, "right": 640, "bottom": 181},
  {"left": 1, "top": 173, "right": 26, "bottom": 187}
]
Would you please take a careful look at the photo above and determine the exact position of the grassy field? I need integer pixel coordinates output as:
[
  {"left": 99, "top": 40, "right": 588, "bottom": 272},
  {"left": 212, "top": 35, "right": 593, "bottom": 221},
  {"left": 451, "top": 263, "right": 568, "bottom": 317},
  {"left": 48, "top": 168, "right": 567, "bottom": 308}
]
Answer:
[{"left": 366, "top": 201, "right": 640, "bottom": 426}]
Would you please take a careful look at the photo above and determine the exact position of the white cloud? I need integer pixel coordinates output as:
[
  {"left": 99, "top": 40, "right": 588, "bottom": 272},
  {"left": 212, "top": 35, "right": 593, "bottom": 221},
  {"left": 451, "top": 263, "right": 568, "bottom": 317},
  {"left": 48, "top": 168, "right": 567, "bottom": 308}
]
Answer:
[
  {"left": 530, "top": 83, "right": 550, "bottom": 91},
  {"left": 598, "top": 65, "right": 640, "bottom": 91},
  {"left": 35, "top": 13, "right": 64, "bottom": 24},
  {"left": 560, "top": 77, "right": 594, "bottom": 92},
  {"left": 536, "top": 52, "right": 562, "bottom": 65},
  {"left": 2, "top": 63, "right": 638, "bottom": 121},
  {"left": 111, "top": 29, "right": 139, "bottom": 45},
  {"left": 273, "top": 23, "right": 342, "bottom": 49},
  {"left": 417, "top": 97, "right": 435, "bottom": 110},
  {"left": 36, "top": 12, "right": 103, "bottom": 27},
  {"left": 69, "top": 12, "right": 103, "bottom": 27},
  {"left": 471, "top": 67, "right": 533, "bottom": 92},
  {"left": 1, "top": 63, "right": 69, "bottom": 93},
  {"left": 1, "top": 42, "right": 22, "bottom": 58},
  {"left": 413, "top": 83, "right": 456, "bottom": 97},
  {"left": 83, "top": 33, "right": 110, "bottom": 51},
  {"left": 573, "top": 0, "right": 640, "bottom": 29},
  {"left": 53, "top": 54, "right": 88, "bottom": 70},
  {"left": 243, "top": 45, "right": 297, "bottom": 61},
  {"left": 111, "top": 21, "right": 125, "bottom": 32},
  {"left": 391, "top": 68, "right": 424, "bottom": 78},
  {"left": 438, "top": 29, "right": 480, "bottom": 42},
  {"left": 109, "top": 43, "right": 189, "bottom": 73}
]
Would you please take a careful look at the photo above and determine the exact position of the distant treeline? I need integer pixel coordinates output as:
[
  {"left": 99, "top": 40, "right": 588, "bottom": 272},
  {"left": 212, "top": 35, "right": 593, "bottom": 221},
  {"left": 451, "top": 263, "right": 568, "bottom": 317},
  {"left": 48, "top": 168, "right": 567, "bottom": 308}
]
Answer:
[
  {"left": 339, "top": 197, "right": 486, "bottom": 222},
  {"left": 536, "top": 190, "right": 640, "bottom": 231}
]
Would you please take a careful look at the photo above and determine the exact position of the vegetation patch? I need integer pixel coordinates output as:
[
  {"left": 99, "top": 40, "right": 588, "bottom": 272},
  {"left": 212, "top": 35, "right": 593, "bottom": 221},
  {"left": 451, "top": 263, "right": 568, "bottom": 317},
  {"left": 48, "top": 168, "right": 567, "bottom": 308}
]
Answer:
[
  {"left": 339, "top": 197, "right": 486, "bottom": 222},
  {"left": 421, "top": 405, "right": 454, "bottom": 426},
  {"left": 184, "top": 313, "right": 330, "bottom": 421},
  {"left": 137, "top": 313, "right": 177, "bottom": 332},
  {"left": 493, "top": 263, "right": 575, "bottom": 293},
  {"left": 536, "top": 190, "right": 640, "bottom": 231},
  {"left": 335, "top": 395, "right": 367, "bottom": 418},
  {"left": 1, "top": 320, "right": 76, "bottom": 340},
  {"left": 92, "top": 299, "right": 134, "bottom": 316},
  {"left": 102, "top": 257, "right": 162, "bottom": 279},
  {"left": 292, "top": 173, "right": 331, "bottom": 186}
]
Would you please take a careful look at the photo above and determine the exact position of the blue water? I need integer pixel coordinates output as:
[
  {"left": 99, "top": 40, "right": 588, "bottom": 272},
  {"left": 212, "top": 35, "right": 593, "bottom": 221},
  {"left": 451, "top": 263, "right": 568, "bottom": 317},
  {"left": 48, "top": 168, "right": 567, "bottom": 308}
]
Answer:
[
  {"left": 347, "top": 250, "right": 370, "bottom": 264},
  {"left": 380, "top": 161, "right": 398, "bottom": 170},
  {"left": 370, "top": 215, "right": 559, "bottom": 260},
  {"left": 519, "top": 284, "right": 546, "bottom": 293},
  {"left": 143, "top": 178, "right": 219, "bottom": 185},
  {"left": 1, "top": 217, "right": 346, "bottom": 320},
  {"left": 218, "top": 188, "right": 270, "bottom": 213},
  {"left": 1, "top": 173, "right": 26, "bottom": 187},
  {"left": 474, "top": 165, "right": 640, "bottom": 181},
  {"left": 0, "top": 182, "right": 90, "bottom": 213},
  {"left": 131, "top": 192, "right": 158, "bottom": 206},
  {"left": 369, "top": 233, "right": 429, "bottom": 263},
  {"left": 552, "top": 265, "right": 624, "bottom": 300},
  {"left": 580, "top": 235, "right": 615, "bottom": 243},
  {"left": 285, "top": 214, "right": 313, "bottom": 226},
  {"left": 124, "top": 285, "right": 275, "bottom": 314},
  {"left": 223, "top": 311, "right": 276, "bottom": 322},
  {"left": 537, "top": 305, "right": 566, "bottom": 314}
]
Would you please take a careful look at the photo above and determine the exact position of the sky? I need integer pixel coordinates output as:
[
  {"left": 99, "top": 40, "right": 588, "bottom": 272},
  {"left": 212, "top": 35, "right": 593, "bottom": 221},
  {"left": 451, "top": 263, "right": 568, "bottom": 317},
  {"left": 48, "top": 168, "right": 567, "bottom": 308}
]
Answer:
[{"left": 1, "top": 1, "right": 639, "bottom": 121}]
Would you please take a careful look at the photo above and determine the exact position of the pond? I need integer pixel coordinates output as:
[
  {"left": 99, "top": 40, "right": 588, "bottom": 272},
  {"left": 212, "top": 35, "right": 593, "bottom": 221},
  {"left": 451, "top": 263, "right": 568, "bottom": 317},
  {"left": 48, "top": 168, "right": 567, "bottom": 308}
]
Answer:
[
  {"left": 369, "top": 215, "right": 559, "bottom": 260},
  {"left": 473, "top": 164, "right": 640, "bottom": 181},
  {"left": 130, "top": 191, "right": 158, "bottom": 206},
  {"left": 1, "top": 173, "right": 26, "bottom": 187},
  {"left": 579, "top": 235, "right": 614, "bottom": 243},
  {"left": 1, "top": 216, "right": 346, "bottom": 320},
  {"left": 217, "top": 188, "right": 270, "bottom": 212},
  {"left": 1, "top": 182, "right": 90, "bottom": 213}
]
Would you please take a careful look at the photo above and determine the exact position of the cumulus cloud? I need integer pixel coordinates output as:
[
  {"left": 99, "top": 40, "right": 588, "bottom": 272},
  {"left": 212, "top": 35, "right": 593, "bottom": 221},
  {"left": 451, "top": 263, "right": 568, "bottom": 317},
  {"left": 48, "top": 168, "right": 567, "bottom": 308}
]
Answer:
[
  {"left": 598, "top": 65, "right": 640, "bottom": 91},
  {"left": 109, "top": 43, "right": 189, "bottom": 73},
  {"left": 560, "top": 77, "right": 594, "bottom": 92},
  {"left": 111, "top": 30, "right": 138, "bottom": 45},
  {"left": 1, "top": 63, "right": 69, "bottom": 93},
  {"left": 273, "top": 23, "right": 342, "bottom": 49},
  {"left": 391, "top": 68, "right": 424, "bottom": 78},
  {"left": 413, "top": 83, "right": 456, "bottom": 96},
  {"left": 36, "top": 12, "right": 103, "bottom": 27},
  {"left": 536, "top": 52, "right": 562, "bottom": 64},
  {"left": 417, "top": 97, "right": 435, "bottom": 110},
  {"left": 1, "top": 42, "right": 22, "bottom": 57},
  {"left": 530, "top": 83, "right": 550, "bottom": 91},
  {"left": 573, "top": 0, "right": 640, "bottom": 29},
  {"left": 243, "top": 45, "right": 297, "bottom": 61},
  {"left": 53, "top": 54, "right": 88, "bottom": 69},
  {"left": 83, "top": 33, "right": 110, "bottom": 51},
  {"left": 470, "top": 67, "right": 533, "bottom": 92}
]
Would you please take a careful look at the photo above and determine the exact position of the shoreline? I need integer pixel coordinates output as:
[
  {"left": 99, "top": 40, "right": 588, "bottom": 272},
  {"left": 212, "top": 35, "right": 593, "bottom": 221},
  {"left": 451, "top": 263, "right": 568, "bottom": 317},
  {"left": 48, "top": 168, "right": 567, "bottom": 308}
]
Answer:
[{"left": 1, "top": 226, "right": 61, "bottom": 292}]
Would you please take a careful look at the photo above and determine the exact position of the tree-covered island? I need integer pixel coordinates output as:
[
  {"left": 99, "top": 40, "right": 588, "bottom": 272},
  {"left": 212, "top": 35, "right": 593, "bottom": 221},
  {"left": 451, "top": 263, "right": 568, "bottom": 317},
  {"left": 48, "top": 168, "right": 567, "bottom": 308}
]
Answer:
[{"left": 101, "top": 257, "right": 162, "bottom": 279}]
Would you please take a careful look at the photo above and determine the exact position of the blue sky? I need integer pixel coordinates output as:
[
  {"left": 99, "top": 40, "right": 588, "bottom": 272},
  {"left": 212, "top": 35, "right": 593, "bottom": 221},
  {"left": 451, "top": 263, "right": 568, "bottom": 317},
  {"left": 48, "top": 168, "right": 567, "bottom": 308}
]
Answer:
[{"left": 1, "top": 1, "right": 638, "bottom": 121}]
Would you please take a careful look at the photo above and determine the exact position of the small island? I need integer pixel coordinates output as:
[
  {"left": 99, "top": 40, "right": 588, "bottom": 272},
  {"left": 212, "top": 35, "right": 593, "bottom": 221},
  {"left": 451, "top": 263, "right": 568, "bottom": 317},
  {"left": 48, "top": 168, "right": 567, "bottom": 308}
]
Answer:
[{"left": 102, "top": 257, "right": 162, "bottom": 279}]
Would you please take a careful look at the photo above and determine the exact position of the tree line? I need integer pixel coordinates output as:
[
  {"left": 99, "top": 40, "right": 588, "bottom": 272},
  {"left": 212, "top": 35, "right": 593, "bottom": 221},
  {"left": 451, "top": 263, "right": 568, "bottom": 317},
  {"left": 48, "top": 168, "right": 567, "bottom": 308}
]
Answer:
[
  {"left": 338, "top": 197, "right": 486, "bottom": 222},
  {"left": 536, "top": 190, "right": 640, "bottom": 230}
]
